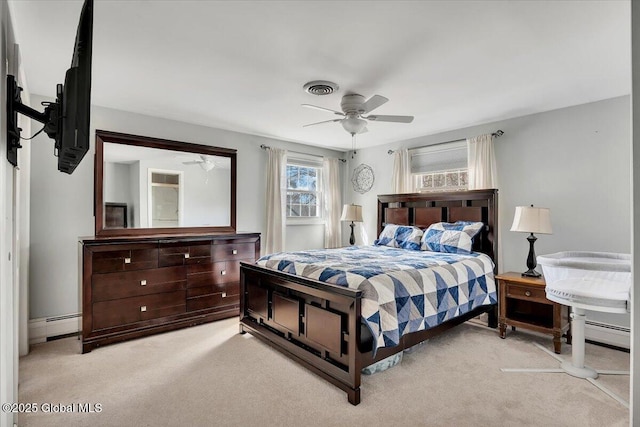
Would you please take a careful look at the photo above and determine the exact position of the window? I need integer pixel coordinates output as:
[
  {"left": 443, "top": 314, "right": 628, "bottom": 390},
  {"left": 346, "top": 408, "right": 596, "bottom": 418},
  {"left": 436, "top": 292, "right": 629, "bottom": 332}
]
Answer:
[
  {"left": 414, "top": 168, "right": 468, "bottom": 192},
  {"left": 410, "top": 140, "right": 468, "bottom": 192},
  {"left": 286, "top": 161, "right": 322, "bottom": 219}
]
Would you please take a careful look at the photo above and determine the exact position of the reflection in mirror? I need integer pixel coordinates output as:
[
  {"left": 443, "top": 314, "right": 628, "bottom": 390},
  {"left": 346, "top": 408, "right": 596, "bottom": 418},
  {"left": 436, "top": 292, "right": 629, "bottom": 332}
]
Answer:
[
  {"left": 103, "top": 142, "right": 232, "bottom": 229},
  {"left": 94, "top": 130, "right": 236, "bottom": 237}
]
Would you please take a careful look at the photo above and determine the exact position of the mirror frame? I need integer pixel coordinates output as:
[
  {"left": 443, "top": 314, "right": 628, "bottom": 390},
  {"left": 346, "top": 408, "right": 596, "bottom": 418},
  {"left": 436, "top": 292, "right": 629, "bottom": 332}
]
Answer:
[{"left": 95, "top": 130, "right": 237, "bottom": 237}]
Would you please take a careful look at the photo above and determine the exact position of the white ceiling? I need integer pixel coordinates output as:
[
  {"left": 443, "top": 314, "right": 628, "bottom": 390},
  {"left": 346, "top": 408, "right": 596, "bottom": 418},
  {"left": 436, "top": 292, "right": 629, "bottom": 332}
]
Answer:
[{"left": 8, "top": 0, "right": 630, "bottom": 151}]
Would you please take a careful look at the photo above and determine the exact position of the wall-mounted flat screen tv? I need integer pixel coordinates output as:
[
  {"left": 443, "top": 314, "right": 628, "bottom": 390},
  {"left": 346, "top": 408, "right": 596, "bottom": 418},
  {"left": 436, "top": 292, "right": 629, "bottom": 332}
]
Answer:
[{"left": 7, "top": 0, "right": 93, "bottom": 174}]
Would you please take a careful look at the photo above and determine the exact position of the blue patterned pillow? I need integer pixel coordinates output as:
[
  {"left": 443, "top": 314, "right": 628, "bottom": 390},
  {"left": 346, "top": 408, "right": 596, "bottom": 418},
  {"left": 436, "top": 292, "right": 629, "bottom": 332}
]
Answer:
[
  {"left": 374, "top": 224, "right": 423, "bottom": 250},
  {"left": 421, "top": 221, "right": 484, "bottom": 254}
]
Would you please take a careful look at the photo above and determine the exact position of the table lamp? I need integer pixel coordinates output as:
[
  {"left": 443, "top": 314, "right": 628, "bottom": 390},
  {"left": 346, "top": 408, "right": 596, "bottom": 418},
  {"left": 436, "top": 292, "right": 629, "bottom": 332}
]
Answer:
[
  {"left": 510, "top": 205, "right": 552, "bottom": 277},
  {"left": 340, "top": 204, "right": 363, "bottom": 245}
]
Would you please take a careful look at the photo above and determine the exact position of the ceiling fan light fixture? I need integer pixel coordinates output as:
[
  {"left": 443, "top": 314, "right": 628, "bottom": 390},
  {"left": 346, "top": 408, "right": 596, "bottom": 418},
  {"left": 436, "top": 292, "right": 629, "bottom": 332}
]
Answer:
[{"left": 341, "top": 117, "right": 367, "bottom": 135}]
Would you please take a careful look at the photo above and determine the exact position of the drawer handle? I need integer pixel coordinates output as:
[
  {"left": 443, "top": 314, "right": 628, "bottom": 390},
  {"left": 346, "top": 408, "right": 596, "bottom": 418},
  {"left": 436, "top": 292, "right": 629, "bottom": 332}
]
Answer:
[
  {"left": 124, "top": 257, "right": 131, "bottom": 264},
  {"left": 140, "top": 280, "right": 147, "bottom": 286},
  {"left": 232, "top": 249, "right": 238, "bottom": 255},
  {"left": 140, "top": 305, "right": 147, "bottom": 312},
  {"left": 221, "top": 270, "right": 226, "bottom": 276},
  {"left": 222, "top": 292, "right": 227, "bottom": 298},
  {"left": 184, "top": 253, "right": 190, "bottom": 259},
  {"left": 525, "top": 291, "right": 531, "bottom": 297}
]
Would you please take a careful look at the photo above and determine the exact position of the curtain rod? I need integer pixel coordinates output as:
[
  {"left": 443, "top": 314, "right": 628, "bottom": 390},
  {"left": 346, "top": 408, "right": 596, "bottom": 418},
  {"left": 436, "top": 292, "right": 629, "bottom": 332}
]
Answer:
[
  {"left": 260, "top": 144, "right": 346, "bottom": 163},
  {"left": 387, "top": 130, "right": 504, "bottom": 155}
]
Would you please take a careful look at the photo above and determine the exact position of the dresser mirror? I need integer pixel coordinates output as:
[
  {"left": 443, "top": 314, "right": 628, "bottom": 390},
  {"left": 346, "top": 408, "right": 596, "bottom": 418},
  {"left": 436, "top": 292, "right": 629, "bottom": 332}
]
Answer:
[{"left": 95, "top": 130, "right": 237, "bottom": 236}]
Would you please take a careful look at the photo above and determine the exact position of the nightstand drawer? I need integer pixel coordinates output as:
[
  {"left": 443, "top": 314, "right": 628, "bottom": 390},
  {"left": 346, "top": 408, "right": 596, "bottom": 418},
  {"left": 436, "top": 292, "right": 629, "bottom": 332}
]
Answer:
[{"left": 505, "top": 284, "right": 547, "bottom": 302}]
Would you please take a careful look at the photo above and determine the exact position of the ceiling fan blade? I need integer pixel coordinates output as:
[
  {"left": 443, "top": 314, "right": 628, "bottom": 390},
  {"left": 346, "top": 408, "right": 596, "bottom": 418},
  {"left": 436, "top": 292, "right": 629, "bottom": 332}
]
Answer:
[
  {"left": 301, "top": 104, "right": 344, "bottom": 116},
  {"left": 365, "top": 114, "right": 414, "bottom": 123},
  {"left": 303, "top": 119, "right": 343, "bottom": 128},
  {"left": 361, "top": 95, "right": 389, "bottom": 114}
]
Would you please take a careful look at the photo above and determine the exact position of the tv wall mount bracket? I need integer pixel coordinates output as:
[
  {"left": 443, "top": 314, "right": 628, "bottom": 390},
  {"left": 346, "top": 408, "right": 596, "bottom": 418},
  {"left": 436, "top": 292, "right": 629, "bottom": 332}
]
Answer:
[{"left": 6, "top": 74, "right": 62, "bottom": 166}]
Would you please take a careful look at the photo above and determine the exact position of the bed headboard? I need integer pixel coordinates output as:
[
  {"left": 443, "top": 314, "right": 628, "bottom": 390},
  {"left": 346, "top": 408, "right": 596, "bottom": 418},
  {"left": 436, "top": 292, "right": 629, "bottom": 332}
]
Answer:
[{"left": 377, "top": 189, "right": 498, "bottom": 271}]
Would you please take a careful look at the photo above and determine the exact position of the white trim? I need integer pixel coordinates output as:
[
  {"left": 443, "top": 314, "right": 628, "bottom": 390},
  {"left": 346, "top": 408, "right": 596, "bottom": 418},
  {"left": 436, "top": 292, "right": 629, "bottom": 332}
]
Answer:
[
  {"left": 16, "top": 56, "right": 30, "bottom": 358},
  {"left": 28, "top": 313, "right": 81, "bottom": 345}
]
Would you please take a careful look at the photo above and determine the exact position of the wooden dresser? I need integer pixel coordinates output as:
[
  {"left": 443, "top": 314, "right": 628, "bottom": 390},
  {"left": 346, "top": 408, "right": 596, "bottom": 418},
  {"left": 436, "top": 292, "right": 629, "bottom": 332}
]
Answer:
[{"left": 80, "top": 233, "right": 260, "bottom": 353}]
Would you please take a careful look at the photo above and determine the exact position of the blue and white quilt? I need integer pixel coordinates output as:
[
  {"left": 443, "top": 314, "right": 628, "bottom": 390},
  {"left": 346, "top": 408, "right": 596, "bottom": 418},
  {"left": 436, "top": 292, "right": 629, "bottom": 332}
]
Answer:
[{"left": 257, "top": 245, "right": 497, "bottom": 354}]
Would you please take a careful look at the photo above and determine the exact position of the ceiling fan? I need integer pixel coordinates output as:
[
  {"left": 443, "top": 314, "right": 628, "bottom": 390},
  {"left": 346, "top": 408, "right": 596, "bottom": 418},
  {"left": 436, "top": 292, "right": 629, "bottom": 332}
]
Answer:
[
  {"left": 182, "top": 154, "right": 216, "bottom": 172},
  {"left": 302, "top": 94, "right": 414, "bottom": 135}
]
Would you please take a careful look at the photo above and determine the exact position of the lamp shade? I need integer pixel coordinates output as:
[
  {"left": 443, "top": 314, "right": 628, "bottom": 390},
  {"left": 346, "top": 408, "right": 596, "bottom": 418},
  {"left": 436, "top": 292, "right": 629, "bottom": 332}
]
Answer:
[
  {"left": 510, "top": 206, "right": 552, "bottom": 234},
  {"left": 340, "top": 204, "right": 363, "bottom": 222}
]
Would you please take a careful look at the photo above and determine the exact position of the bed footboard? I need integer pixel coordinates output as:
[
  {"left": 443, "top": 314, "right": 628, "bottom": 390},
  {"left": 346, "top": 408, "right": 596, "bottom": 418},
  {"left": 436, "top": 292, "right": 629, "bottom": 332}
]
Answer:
[
  {"left": 239, "top": 262, "right": 364, "bottom": 405},
  {"left": 239, "top": 262, "right": 497, "bottom": 405}
]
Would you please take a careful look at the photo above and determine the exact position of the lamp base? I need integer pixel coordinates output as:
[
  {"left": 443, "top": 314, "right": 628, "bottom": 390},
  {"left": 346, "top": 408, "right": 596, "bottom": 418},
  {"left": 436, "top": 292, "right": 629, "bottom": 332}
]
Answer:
[
  {"left": 522, "top": 269, "right": 542, "bottom": 278},
  {"left": 522, "top": 233, "right": 541, "bottom": 278},
  {"left": 349, "top": 222, "right": 355, "bottom": 245}
]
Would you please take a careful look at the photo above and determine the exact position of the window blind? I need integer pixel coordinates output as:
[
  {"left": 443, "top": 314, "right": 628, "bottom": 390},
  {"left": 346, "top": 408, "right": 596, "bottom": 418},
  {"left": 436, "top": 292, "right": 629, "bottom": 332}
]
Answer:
[
  {"left": 410, "top": 140, "right": 467, "bottom": 174},
  {"left": 287, "top": 152, "right": 323, "bottom": 168}
]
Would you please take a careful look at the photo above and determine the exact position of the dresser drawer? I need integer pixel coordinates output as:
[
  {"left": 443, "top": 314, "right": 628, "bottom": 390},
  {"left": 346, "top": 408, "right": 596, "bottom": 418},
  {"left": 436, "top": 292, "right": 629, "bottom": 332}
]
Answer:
[
  {"left": 159, "top": 241, "right": 212, "bottom": 267},
  {"left": 212, "top": 242, "right": 254, "bottom": 261},
  {"left": 186, "top": 282, "right": 239, "bottom": 299},
  {"left": 92, "top": 290, "right": 186, "bottom": 330},
  {"left": 186, "top": 259, "right": 247, "bottom": 287},
  {"left": 213, "top": 260, "right": 241, "bottom": 284},
  {"left": 186, "top": 292, "right": 239, "bottom": 312},
  {"left": 91, "top": 245, "right": 158, "bottom": 273},
  {"left": 92, "top": 266, "right": 187, "bottom": 302},
  {"left": 505, "top": 284, "right": 547, "bottom": 302},
  {"left": 186, "top": 262, "right": 217, "bottom": 288}
]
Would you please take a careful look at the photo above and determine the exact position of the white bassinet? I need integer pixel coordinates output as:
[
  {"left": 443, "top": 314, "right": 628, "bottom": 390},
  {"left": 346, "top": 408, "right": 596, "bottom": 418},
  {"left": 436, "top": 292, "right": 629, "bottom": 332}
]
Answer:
[
  {"left": 538, "top": 251, "right": 630, "bottom": 380},
  {"left": 538, "top": 251, "right": 631, "bottom": 313},
  {"left": 502, "top": 251, "right": 630, "bottom": 407}
]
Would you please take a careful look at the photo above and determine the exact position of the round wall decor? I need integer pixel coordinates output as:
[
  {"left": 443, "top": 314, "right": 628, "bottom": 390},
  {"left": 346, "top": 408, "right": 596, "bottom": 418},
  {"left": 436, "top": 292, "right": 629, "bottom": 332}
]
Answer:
[{"left": 352, "top": 163, "right": 374, "bottom": 194}]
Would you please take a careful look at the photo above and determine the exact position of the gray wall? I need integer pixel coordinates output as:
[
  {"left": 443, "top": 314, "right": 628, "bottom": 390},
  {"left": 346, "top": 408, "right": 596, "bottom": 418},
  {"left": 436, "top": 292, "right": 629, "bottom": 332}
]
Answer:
[
  {"left": 344, "top": 96, "right": 631, "bottom": 327},
  {"left": 28, "top": 99, "right": 345, "bottom": 319},
  {"left": 27, "top": 95, "right": 631, "bottom": 330}
]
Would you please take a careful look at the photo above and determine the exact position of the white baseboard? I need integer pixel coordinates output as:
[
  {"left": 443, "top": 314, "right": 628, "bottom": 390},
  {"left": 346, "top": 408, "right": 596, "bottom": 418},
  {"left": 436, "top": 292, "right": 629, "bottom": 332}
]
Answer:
[
  {"left": 585, "top": 320, "right": 630, "bottom": 349},
  {"left": 29, "top": 313, "right": 81, "bottom": 345}
]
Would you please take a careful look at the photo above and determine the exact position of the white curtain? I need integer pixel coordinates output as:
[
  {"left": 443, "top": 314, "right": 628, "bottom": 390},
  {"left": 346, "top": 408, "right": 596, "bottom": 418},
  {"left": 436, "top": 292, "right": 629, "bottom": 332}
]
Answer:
[
  {"left": 265, "top": 148, "right": 287, "bottom": 254},
  {"left": 467, "top": 134, "right": 498, "bottom": 189},
  {"left": 392, "top": 148, "right": 412, "bottom": 193},
  {"left": 322, "top": 157, "right": 342, "bottom": 248}
]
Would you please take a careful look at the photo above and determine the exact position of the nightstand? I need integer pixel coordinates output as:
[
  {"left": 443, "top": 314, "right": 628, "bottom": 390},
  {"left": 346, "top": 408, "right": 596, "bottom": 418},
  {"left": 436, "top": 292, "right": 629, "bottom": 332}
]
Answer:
[{"left": 497, "top": 272, "right": 571, "bottom": 354}]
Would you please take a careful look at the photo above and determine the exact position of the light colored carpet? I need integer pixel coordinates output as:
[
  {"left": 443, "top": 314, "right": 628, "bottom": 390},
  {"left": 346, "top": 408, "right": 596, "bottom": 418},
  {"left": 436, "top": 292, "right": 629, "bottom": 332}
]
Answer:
[{"left": 18, "top": 317, "right": 629, "bottom": 427}]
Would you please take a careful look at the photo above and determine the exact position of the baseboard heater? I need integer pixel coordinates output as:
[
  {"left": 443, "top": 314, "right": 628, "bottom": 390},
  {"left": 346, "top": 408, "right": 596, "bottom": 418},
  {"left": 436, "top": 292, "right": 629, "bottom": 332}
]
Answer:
[
  {"left": 29, "top": 313, "right": 81, "bottom": 345},
  {"left": 27, "top": 313, "right": 629, "bottom": 350},
  {"left": 585, "top": 320, "right": 630, "bottom": 350}
]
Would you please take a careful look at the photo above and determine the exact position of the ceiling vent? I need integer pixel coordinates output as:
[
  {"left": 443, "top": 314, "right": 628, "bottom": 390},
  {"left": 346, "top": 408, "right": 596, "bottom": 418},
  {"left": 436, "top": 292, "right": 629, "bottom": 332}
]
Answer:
[{"left": 303, "top": 80, "right": 339, "bottom": 96}]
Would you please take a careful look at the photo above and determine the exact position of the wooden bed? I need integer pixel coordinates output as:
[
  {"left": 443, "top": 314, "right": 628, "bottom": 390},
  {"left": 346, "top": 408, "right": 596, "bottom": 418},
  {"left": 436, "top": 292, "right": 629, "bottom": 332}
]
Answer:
[{"left": 239, "top": 189, "right": 498, "bottom": 405}]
